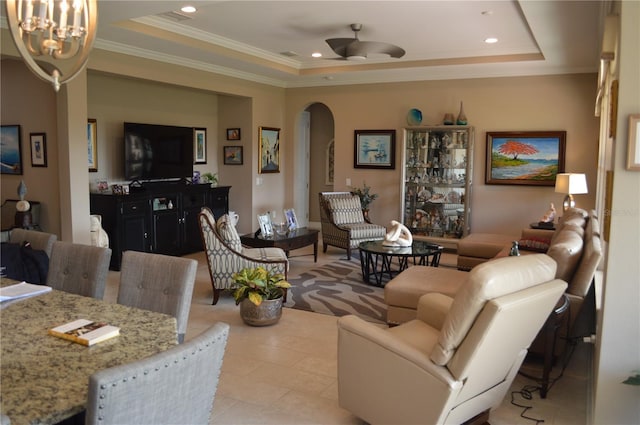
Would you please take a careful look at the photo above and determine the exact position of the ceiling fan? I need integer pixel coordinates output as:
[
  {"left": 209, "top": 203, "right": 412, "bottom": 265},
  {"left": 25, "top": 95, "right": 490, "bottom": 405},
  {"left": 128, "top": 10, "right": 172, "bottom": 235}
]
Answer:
[{"left": 325, "top": 23, "right": 406, "bottom": 61}]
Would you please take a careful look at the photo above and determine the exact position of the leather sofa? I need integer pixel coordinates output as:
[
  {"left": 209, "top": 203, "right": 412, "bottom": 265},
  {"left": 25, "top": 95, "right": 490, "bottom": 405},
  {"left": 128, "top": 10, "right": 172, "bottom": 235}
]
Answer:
[{"left": 385, "top": 208, "right": 602, "bottom": 348}]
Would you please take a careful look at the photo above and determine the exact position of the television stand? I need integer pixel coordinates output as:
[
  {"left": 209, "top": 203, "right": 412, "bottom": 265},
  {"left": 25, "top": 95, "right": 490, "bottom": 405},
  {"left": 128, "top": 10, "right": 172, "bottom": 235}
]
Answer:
[{"left": 90, "top": 185, "right": 231, "bottom": 270}]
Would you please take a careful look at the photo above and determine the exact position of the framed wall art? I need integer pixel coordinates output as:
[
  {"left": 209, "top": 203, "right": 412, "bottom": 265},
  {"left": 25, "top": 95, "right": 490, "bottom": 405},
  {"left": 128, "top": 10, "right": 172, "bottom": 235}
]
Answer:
[
  {"left": 226, "top": 128, "right": 241, "bottom": 141},
  {"left": 30, "top": 132, "right": 47, "bottom": 167},
  {"left": 259, "top": 126, "right": 280, "bottom": 173},
  {"left": 485, "top": 131, "right": 566, "bottom": 186},
  {"left": 1, "top": 125, "right": 23, "bottom": 175},
  {"left": 194, "top": 128, "right": 207, "bottom": 164},
  {"left": 627, "top": 114, "right": 640, "bottom": 171},
  {"left": 354, "top": 129, "right": 396, "bottom": 169},
  {"left": 88, "top": 119, "right": 98, "bottom": 172},
  {"left": 224, "top": 146, "right": 243, "bottom": 165}
]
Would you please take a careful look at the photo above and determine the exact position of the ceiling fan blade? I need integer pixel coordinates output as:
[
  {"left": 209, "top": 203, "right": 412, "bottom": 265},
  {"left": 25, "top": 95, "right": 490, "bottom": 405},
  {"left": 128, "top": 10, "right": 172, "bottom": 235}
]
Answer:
[
  {"left": 325, "top": 38, "right": 356, "bottom": 57},
  {"left": 348, "top": 41, "right": 406, "bottom": 58}
]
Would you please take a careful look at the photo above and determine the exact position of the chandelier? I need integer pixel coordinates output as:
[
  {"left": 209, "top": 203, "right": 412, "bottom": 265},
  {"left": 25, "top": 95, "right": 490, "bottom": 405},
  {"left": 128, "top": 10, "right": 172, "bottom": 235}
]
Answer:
[{"left": 5, "top": 0, "right": 97, "bottom": 91}]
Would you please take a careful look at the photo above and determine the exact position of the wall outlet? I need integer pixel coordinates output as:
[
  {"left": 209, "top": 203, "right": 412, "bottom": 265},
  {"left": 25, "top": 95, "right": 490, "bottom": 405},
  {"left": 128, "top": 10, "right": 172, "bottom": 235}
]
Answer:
[{"left": 346, "top": 178, "right": 351, "bottom": 186}]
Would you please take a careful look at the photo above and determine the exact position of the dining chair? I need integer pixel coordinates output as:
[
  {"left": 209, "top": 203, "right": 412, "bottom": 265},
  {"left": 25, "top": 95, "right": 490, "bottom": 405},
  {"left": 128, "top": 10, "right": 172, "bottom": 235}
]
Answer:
[
  {"left": 86, "top": 322, "right": 229, "bottom": 425},
  {"left": 9, "top": 228, "right": 57, "bottom": 257},
  {"left": 117, "top": 250, "right": 197, "bottom": 343},
  {"left": 46, "top": 241, "right": 112, "bottom": 299}
]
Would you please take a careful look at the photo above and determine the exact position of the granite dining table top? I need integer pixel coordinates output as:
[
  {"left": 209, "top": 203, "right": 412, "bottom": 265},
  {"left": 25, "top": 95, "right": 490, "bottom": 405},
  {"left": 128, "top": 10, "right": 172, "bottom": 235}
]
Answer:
[{"left": 0, "top": 279, "right": 178, "bottom": 425}]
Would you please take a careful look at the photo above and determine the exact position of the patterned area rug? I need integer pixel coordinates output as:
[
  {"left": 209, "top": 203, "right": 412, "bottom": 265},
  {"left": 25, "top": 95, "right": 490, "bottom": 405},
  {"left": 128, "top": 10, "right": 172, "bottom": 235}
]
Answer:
[{"left": 284, "top": 258, "right": 386, "bottom": 324}]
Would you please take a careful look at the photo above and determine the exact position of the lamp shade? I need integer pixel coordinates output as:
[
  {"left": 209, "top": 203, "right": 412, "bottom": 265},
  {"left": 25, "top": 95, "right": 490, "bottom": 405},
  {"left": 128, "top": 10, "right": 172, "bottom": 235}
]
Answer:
[{"left": 555, "top": 173, "right": 588, "bottom": 195}]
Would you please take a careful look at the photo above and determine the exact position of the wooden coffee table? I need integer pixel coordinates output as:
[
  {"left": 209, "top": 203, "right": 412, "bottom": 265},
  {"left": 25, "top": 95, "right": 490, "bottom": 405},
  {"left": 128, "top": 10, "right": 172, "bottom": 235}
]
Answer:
[{"left": 240, "top": 228, "right": 319, "bottom": 262}]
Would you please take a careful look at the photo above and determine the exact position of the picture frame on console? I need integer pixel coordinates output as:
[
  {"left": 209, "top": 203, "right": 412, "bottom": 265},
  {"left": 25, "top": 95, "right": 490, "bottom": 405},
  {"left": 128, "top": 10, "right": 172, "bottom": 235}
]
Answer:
[
  {"left": 485, "top": 131, "right": 566, "bottom": 186},
  {"left": 353, "top": 129, "right": 396, "bottom": 169},
  {"left": 284, "top": 208, "right": 298, "bottom": 230},
  {"left": 194, "top": 128, "right": 207, "bottom": 164},
  {"left": 30, "top": 133, "right": 47, "bottom": 167},
  {"left": 88, "top": 119, "right": 98, "bottom": 172},
  {"left": 257, "top": 213, "right": 273, "bottom": 237}
]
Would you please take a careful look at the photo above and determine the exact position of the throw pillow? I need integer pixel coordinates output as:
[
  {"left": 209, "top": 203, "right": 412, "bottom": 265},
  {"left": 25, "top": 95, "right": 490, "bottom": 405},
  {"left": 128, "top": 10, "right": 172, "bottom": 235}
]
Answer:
[
  {"left": 216, "top": 214, "right": 242, "bottom": 252},
  {"left": 518, "top": 237, "right": 551, "bottom": 253}
]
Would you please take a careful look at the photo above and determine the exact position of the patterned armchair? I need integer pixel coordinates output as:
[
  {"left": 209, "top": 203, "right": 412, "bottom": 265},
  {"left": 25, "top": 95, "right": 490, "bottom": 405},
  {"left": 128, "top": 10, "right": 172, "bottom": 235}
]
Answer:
[
  {"left": 198, "top": 207, "right": 288, "bottom": 305},
  {"left": 319, "top": 192, "right": 386, "bottom": 260}
]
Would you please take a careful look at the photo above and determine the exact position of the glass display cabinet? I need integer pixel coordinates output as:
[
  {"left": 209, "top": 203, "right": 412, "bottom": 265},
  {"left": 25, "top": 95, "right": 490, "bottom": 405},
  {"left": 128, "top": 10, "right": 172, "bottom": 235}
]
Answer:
[{"left": 401, "top": 125, "right": 474, "bottom": 240}]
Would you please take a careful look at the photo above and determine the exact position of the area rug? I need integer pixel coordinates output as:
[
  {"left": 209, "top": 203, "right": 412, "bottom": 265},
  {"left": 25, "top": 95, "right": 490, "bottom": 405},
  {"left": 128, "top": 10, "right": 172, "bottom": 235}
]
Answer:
[{"left": 283, "top": 259, "right": 387, "bottom": 324}]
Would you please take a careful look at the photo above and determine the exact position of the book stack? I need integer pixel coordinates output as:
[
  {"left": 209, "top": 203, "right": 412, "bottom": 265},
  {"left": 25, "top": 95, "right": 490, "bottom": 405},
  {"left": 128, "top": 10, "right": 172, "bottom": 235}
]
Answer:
[{"left": 49, "top": 319, "right": 120, "bottom": 346}]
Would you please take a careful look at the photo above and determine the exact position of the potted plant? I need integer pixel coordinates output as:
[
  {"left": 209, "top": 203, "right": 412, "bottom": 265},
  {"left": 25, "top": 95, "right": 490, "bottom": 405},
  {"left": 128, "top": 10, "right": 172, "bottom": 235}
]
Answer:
[
  {"left": 351, "top": 182, "right": 378, "bottom": 220},
  {"left": 232, "top": 267, "right": 291, "bottom": 326},
  {"left": 201, "top": 172, "right": 218, "bottom": 187}
]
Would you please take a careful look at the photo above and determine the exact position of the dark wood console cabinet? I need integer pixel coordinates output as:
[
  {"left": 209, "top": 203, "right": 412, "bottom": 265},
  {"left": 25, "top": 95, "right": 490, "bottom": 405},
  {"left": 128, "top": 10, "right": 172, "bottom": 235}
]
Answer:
[{"left": 91, "top": 184, "right": 230, "bottom": 270}]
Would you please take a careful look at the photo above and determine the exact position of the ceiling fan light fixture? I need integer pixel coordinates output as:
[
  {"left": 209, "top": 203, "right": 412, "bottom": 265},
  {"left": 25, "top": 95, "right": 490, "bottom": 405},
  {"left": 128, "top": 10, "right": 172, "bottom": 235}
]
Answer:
[{"left": 326, "top": 23, "right": 404, "bottom": 61}]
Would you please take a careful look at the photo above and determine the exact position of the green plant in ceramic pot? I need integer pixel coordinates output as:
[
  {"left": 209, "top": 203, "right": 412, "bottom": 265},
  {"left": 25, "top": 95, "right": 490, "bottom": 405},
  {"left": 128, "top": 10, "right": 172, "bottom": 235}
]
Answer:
[
  {"left": 232, "top": 267, "right": 291, "bottom": 326},
  {"left": 351, "top": 182, "right": 378, "bottom": 211},
  {"left": 201, "top": 172, "right": 218, "bottom": 187}
]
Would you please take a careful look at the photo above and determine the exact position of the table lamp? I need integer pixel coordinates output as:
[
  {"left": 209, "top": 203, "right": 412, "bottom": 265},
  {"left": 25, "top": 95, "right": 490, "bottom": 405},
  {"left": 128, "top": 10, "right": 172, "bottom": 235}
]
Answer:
[{"left": 555, "top": 173, "right": 588, "bottom": 211}]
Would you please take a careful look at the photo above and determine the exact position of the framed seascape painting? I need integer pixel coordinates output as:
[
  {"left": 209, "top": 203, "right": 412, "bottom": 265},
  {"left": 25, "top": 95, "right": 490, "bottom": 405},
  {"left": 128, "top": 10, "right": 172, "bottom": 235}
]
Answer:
[
  {"left": 354, "top": 129, "right": 396, "bottom": 169},
  {"left": 486, "top": 131, "right": 566, "bottom": 186},
  {"left": 259, "top": 126, "right": 280, "bottom": 173},
  {"left": 1, "top": 125, "right": 23, "bottom": 174}
]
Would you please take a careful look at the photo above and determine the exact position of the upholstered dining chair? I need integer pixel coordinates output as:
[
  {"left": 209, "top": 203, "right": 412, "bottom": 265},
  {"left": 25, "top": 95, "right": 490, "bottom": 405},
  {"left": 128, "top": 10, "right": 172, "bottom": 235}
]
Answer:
[
  {"left": 117, "top": 250, "right": 197, "bottom": 343},
  {"left": 198, "top": 207, "right": 288, "bottom": 305},
  {"left": 318, "top": 192, "right": 386, "bottom": 260},
  {"left": 9, "top": 228, "right": 57, "bottom": 257},
  {"left": 46, "top": 241, "right": 112, "bottom": 299},
  {"left": 337, "top": 254, "right": 567, "bottom": 425},
  {"left": 86, "top": 322, "right": 229, "bottom": 425}
]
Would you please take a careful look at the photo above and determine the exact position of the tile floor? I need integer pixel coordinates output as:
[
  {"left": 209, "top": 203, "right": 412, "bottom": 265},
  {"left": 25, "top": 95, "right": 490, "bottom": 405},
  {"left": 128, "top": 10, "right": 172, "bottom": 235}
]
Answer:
[{"left": 104, "top": 244, "right": 590, "bottom": 425}]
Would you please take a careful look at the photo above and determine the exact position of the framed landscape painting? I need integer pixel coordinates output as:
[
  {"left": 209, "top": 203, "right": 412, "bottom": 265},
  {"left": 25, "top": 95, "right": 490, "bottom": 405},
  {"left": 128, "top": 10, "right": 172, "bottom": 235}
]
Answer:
[{"left": 486, "top": 131, "right": 566, "bottom": 186}]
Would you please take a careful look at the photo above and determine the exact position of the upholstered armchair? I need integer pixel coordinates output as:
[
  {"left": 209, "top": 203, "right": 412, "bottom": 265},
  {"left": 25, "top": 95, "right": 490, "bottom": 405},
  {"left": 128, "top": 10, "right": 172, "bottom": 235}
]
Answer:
[
  {"left": 318, "top": 192, "right": 386, "bottom": 260},
  {"left": 337, "top": 254, "right": 567, "bottom": 424},
  {"left": 198, "top": 207, "right": 288, "bottom": 305}
]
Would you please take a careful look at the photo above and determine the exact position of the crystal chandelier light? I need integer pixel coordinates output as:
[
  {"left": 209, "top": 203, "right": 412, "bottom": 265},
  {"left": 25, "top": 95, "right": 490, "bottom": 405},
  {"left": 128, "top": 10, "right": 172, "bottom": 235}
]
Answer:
[{"left": 5, "top": 0, "right": 97, "bottom": 91}]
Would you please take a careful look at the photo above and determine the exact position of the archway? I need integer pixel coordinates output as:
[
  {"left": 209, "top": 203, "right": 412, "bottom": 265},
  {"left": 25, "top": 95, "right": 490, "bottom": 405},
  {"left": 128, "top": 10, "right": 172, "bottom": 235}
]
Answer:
[{"left": 294, "top": 103, "right": 335, "bottom": 228}]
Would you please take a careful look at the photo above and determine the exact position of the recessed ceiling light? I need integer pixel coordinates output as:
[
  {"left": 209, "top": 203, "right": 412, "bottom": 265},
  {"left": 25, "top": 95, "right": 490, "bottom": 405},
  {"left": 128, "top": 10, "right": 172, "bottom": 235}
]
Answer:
[
  {"left": 181, "top": 6, "right": 197, "bottom": 13},
  {"left": 312, "top": 52, "right": 322, "bottom": 58},
  {"left": 481, "top": 10, "right": 493, "bottom": 16},
  {"left": 485, "top": 37, "right": 498, "bottom": 44}
]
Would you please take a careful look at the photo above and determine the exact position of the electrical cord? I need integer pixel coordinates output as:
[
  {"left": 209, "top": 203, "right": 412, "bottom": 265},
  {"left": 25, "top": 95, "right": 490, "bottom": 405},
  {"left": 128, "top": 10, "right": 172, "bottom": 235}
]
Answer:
[{"left": 510, "top": 385, "right": 545, "bottom": 424}]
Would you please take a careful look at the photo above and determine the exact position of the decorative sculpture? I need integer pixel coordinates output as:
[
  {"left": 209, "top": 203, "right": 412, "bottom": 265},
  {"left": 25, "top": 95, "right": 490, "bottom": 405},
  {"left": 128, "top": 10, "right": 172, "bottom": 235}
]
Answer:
[
  {"left": 383, "top": 220, "right": 413, "bottom": 247},
  {"left": 540, "top": 202, "right": 556, "bottom": 223}
]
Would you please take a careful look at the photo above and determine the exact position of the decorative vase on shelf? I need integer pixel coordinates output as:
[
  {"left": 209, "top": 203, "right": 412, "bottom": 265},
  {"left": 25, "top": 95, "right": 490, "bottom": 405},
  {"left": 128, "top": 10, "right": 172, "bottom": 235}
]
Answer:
[
  {"left": 443, "top": 113, "right": 455, "bottom": 125},
  {"left": 456, "top": 102, "right": 468, "bottom": 125}
]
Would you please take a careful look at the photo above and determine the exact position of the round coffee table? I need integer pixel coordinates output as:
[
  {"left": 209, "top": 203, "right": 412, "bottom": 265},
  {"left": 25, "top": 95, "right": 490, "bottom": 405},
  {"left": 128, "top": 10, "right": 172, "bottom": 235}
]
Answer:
[{"left": 358, "top": 240, "right": 444, "bottom": 286}]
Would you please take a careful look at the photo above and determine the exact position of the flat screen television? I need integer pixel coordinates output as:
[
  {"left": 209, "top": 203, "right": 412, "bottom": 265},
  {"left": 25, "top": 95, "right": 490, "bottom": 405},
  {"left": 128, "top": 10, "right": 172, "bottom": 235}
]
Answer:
[{"left": 124, "top": 122, "right": 194, "bottom": 181}]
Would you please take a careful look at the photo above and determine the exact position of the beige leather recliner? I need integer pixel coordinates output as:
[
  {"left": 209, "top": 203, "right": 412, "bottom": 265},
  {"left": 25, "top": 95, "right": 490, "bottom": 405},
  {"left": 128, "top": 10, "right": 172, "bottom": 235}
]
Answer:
[{"left": 337, "top": 254, "right": 567, "bottom": 425}]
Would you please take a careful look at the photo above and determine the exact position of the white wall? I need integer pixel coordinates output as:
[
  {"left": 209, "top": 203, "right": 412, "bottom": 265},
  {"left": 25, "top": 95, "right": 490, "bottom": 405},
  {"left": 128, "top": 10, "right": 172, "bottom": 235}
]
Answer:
[{"left": 594, "top": 1, "right": 640, "bottom": 423}]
